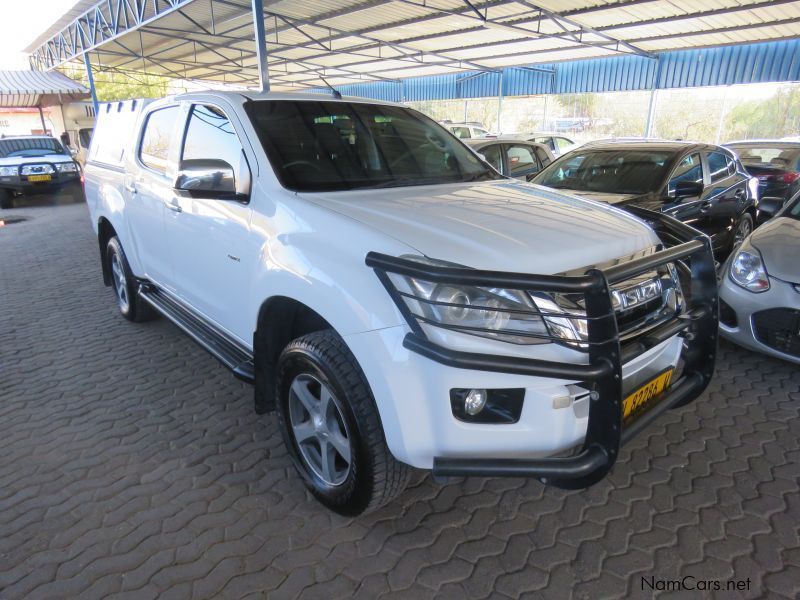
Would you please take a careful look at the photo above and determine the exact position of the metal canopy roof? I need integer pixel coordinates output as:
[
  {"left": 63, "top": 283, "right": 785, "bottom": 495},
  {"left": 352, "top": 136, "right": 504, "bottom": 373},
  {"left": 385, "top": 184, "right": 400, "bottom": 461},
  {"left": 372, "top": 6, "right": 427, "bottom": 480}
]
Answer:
[
  {"left": 26, "top": 0, "right": 800, "bottom": 92},
  {"left": 0, "top": 70, "right": 89, "bottom": 107}
]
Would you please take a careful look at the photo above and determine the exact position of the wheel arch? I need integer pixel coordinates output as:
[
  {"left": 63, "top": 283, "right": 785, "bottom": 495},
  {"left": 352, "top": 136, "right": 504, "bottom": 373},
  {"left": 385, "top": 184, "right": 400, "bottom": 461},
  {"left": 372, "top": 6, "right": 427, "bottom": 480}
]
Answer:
[{"left": 97, "top": 217, "right": 117, "bottom": 286}]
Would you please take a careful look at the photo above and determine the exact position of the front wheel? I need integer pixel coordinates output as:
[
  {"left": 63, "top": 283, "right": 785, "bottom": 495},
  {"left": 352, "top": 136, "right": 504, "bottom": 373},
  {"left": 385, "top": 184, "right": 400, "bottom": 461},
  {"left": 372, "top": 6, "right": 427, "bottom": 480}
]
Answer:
[
  {"left": 275, "top": 330, "right": 410, "bottom": 515},
  {"left": 0, "top": 190, "right": 14, "bottom": 209}
]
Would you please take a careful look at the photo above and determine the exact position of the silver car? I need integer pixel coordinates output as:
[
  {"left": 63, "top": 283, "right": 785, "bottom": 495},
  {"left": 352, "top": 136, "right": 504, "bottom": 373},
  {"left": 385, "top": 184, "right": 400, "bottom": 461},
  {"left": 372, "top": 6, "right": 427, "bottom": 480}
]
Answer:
[{"left": 719, "top": 192, "right": 800, "bottom": 364}]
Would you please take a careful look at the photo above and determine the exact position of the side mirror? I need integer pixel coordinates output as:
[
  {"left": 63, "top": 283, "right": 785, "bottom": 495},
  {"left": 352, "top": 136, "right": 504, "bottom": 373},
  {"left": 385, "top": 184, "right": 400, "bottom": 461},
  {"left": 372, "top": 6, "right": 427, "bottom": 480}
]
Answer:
[
  {"left": 670, "top": 180, "right": 703, "bottom": 200},
  {"left": 173, "top": 155, "right": 249, "bottom": 201}
]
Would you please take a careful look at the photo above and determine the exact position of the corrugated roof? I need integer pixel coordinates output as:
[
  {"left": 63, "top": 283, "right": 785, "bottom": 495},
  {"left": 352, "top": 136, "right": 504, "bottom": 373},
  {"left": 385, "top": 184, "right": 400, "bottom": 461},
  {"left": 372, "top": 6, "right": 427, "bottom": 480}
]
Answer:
[
  {"left": 25, "top": 0, "right": 800, "bottom": 92},
  {"left": 0, "top": 70, "right": 89, "bottom": 107}
]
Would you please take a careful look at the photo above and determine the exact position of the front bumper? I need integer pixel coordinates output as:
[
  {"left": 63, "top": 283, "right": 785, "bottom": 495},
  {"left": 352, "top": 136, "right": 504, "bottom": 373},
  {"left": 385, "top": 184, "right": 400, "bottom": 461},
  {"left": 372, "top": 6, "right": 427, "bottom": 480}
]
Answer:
[
  {"left": 719, "top": 272, "right": 800, "bottom": 365},
  {"left": 0, "top": 170, "right": 80, "bottom": 194},
  {"left": 362, "top": 207, "right": 718, "bottom": 488}
]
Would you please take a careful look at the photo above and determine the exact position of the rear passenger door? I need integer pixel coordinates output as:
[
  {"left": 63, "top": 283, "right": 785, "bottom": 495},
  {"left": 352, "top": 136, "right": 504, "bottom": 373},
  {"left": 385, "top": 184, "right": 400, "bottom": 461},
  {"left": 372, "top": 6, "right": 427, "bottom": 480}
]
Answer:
[
  {"left": 702, "top": 150, "right": 747, "bottom": 252},
  {"left": 127, "top": 104, "right": 182, "bottom": 288},
  {"left": 164, "top": 103, "right": 254, "bottom": 344}
]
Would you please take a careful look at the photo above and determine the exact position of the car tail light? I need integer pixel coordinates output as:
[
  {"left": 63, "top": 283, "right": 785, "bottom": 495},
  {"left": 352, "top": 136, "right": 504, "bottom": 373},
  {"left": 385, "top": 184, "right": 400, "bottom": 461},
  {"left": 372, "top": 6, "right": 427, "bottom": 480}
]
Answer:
[{"left": 762, "top": 172, "right": 800, "bottom": 184}]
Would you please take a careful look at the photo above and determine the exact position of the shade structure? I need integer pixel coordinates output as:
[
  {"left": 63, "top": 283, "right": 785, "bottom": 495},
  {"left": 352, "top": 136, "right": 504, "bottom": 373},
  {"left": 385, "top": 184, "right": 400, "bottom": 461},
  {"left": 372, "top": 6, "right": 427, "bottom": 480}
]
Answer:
[{"left": 0, "top": 70, "right": 89, "bottom": 108}]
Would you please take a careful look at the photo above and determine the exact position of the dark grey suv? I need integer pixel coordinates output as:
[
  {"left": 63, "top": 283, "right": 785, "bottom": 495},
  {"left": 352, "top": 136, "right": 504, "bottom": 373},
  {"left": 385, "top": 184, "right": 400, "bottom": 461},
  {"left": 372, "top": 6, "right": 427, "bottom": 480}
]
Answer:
[{"left": 532, "top": 140, "right": 758, "bottom": 257}]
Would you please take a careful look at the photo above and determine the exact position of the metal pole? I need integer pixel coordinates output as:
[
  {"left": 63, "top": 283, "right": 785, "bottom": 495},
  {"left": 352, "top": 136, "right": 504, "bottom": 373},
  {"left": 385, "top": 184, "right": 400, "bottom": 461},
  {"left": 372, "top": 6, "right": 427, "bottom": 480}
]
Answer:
[
  {"left": 251, "top": 0, "right": 269, "bottom": 92},
  {"left": 83, "top": 52, "right": 99, "bottom": 114},
  {"left": 496, "top": 72, "right": 503, "bottom": 133},
  {"left": 715, "top": 86, "right": 729, "bottom": 144},
  {"left": 37, "top": 106, "right": 47, "bottom": 134},
  {"left": 644, "top": 57, "right": 662, "bottom": 138}
]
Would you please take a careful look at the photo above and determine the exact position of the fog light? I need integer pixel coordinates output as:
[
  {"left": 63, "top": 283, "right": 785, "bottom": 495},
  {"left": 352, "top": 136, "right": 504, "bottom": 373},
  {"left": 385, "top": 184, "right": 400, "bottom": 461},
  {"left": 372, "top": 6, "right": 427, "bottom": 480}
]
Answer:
[{"left": 464, "top": 389, "right": 487, "bottom": 415}]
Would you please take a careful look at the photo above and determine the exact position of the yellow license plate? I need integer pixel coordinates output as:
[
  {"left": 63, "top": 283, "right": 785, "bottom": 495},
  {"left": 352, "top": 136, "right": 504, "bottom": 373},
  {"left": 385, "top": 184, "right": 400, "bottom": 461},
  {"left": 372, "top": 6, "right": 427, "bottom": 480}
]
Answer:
[
  {"left": 623, "top": 369, "right": 674, "bottom": 423},
  {"left": 27, "top": 174, "right": 51, "bottom": 182}
]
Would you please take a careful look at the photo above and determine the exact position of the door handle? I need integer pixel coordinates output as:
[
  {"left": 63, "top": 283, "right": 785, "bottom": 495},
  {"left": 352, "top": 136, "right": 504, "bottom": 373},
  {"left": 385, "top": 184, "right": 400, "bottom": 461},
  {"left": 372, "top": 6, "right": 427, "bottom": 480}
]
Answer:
[
  {"left": 124, "top": 183, "right": 137, "bottom": 194},
  {"left": 699, "top": 200, "right": 712, "bottom": 211},
  {"left": 734, "top": 188, "right": 746, "bottom": 199},
  {"left": 164, "top": 198, "right": 182, "bottom": 213}
]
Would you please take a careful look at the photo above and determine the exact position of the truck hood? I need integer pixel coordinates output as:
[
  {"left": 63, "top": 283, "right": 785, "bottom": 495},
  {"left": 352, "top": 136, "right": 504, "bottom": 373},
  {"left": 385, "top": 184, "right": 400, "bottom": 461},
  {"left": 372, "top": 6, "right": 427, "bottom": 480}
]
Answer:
[
  {"left": 750, "top": 216, "right": 800, "bottom": 283},
  {"left": 303, "top": 180, "right": 660, "bottom": 274},
  {"left": 0, "top": 154, "right": 74, "bottom": 165}
]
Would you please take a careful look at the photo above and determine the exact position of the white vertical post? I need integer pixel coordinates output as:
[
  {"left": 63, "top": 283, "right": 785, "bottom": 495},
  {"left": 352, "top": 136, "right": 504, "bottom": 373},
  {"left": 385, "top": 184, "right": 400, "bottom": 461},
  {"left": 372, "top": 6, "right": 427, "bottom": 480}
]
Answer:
[
  {"left": 496, "top": 71, "right": 503, "bottom": 133},
  {"left": 251, "top": 0, "right": 269, "bottom": 92},
  {"left": 715, "top": 86, "right": 730, "bottom": 144}
]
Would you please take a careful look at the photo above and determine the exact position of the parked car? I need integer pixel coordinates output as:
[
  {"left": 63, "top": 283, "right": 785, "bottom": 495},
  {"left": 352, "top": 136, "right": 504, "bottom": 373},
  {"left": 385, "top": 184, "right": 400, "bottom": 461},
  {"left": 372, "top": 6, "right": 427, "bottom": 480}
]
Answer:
[
  {"left": 531, "top": 141, "right": 759, "bottom": 257},
  {"left": 724, "top": 140, "right": 800, "bottom": 221},
  {"left": 85, "top": 92, "right": 716, "bottom": 514},
  {"left": 0, "top": 135, "right": 83, "bottom": 209},
  {"left": 441, "top": 121, "right": 492, "bottom": 139},
  {"left": 500, "top": 132, "right": 577, "bottom": 156},
  {"left": 464, "top": 139, "right": 554, "bottom": 180},
  {"left": 719, "top": 191, "right": 800, "bottom": 364}
]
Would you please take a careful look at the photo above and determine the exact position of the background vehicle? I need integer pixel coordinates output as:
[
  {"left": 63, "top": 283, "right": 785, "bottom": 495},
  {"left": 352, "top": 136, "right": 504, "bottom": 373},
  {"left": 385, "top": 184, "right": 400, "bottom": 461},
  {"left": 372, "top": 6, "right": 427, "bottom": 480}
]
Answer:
[
  {"left": 60, "top": 101, "right": 97, "bottom": 166},
  {"left": 441, "top": 121, "right": 492, "bottom": 139},
  {"left": 719, "top": 191, "right": 800, "bottom": 364},
  {"left": 531, "top": 140, "right": 758, "bottom": 257},
  {"left": 500, "top": 132, "right": 577, "bottom": 156},
  {"left": 724, "top": 140, "right": 800, "bottom": 222},
  {"left": 464, "top": 138, "right": 553, "bottom": 180},
  {"left": 0, "top": 135, "right": 83, "bottom": 209},
  {"left": 85, "top": 92, "right": 715, "bottom": 515}
]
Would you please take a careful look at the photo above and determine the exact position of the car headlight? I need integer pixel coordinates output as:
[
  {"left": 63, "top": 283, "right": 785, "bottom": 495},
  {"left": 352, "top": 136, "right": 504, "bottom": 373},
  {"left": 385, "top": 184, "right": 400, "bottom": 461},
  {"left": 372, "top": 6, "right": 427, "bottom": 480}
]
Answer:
[
  {"left": 729, "top": 247, "right": 769, "bottom": 292},
  {"left": 56, "top": 162, "right": 78, "bottom": 173},
  {"left": 0, "top": 166, "right": 17, "bottom": 176},
  {"left": 386, "top": 256, "right": 587, "bottom": 346}
]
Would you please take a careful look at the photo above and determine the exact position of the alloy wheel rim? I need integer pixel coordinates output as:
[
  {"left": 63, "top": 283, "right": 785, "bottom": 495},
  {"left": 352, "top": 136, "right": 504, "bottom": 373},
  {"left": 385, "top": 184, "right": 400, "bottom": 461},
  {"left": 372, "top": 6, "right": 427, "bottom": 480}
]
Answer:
[
  {"left": 734, "top": 218, "right": 752, "bottom": 249},
  {"left": 288, "top": 373, "right": 352, "bottom": 486},
  {"left": 110, "top": 252, "right": 129, "bottom": 312}
]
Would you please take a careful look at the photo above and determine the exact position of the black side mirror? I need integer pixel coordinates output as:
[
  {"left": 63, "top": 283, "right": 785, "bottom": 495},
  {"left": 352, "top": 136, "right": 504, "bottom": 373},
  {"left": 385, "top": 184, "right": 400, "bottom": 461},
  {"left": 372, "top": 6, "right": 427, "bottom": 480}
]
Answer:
[
  {"left": 670, "top": 180, "right": 704, "bottom": 200},
  {"left": 174, "top": 154, "right": 250, "bottom": 201}
]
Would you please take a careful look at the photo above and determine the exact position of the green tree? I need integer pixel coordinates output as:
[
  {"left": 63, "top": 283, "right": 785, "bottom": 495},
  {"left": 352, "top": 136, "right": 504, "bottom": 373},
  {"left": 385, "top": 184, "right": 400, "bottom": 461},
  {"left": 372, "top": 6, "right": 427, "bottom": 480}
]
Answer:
[{"left": 61, "top": 65, "right": 171, "bottom": 101}]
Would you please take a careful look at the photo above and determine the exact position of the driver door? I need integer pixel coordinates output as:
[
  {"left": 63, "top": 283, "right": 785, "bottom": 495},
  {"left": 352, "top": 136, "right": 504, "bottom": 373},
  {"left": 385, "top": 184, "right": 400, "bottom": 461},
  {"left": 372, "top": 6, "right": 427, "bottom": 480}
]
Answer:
[{"left": 661, "top": 152, "right": 706, "bottom": 234}]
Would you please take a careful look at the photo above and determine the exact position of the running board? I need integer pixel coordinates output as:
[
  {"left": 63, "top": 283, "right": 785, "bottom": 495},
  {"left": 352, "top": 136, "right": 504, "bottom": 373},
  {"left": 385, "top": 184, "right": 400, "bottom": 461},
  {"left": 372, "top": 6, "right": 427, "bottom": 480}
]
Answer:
[{"left": 138, "top": 284, "right": 255, "bottom": 384}]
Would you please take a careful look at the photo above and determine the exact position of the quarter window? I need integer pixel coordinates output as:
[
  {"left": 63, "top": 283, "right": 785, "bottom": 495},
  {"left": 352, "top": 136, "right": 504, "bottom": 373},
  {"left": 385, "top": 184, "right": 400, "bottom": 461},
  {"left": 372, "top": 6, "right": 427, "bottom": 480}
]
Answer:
[
  {"left": 182, "top": 104, "right": 243, "bottom": 170},
  {"left": 668, "top": 153, "right": 704, "bottom": 194},
  {"left": 139, "top": 106, "right": 180, "bottom": 173}
]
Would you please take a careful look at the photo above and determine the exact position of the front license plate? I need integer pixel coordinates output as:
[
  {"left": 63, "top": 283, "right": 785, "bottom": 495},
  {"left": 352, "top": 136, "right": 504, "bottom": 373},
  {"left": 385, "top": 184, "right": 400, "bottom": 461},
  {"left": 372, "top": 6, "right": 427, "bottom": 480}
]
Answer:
[
  {"left": 623, "top": 368, "right": 674, "bottom": 424},
  {"left": 27, "top": 174, "right": 51, "bottom": 182}
]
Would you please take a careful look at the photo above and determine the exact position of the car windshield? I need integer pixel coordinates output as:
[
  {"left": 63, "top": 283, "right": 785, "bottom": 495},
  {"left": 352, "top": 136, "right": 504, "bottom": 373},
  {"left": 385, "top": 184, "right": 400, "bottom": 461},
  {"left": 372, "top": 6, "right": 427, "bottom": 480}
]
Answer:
[
  {"left": 244, "top": 100, "right": 498, "bottom": 192},
  {"left": 727, "top": 145, "right": 800, "bottom": 170},
  {"left": 0, "top": 137, "right": 67, "bottom": 158},
  {"left": 532, "top": 149, "right": 673, "bottom": 195}
]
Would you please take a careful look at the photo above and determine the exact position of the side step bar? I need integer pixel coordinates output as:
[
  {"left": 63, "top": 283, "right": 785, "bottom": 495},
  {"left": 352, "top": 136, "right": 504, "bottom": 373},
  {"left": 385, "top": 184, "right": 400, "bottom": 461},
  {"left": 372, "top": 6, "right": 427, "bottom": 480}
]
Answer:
[{"left": 138, "top": 284, "right": 255, "bottom": 384}]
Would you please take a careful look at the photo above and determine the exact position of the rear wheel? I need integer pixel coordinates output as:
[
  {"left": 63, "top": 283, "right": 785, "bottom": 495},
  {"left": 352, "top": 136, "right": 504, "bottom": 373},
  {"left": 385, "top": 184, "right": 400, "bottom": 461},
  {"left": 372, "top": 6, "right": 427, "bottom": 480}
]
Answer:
[
  {"left": 276, "top": 330, "right": 410, "bottom": 515},
  {"left": 732, "top": 213, "right": 753, "bottom": 252},
  {"left": 106, "top": 236, "right": 156, "bottom": 322}
]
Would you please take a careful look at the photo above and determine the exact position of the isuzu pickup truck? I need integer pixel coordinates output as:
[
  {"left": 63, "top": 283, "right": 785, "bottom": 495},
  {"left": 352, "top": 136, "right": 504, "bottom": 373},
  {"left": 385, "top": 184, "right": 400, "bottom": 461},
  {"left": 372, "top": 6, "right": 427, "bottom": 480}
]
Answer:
[{"left": 85, "top": 92, "right": 718, "bottom": 515}]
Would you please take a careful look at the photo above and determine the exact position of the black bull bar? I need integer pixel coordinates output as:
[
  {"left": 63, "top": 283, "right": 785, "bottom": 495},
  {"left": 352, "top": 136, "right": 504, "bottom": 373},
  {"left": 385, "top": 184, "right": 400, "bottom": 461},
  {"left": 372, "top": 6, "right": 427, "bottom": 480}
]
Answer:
[{"left": 365, "top": 206, "right": 718, "bottom": 489}]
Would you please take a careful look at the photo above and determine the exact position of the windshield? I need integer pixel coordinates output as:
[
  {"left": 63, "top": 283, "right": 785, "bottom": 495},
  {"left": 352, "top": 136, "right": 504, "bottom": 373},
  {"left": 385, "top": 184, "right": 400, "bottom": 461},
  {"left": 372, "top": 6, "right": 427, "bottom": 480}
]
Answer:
[
  {"left": 727, "top": 145, "right": 800, "bottom": 170},
  {"left": 532, "top": 149, "right": 673, "bottom": 195},
  {"left": 244, "top": 100, "right": 498, "bottom": 192},
  {"left": 0, "top": 137, "right": 67, "bottom": 158}
]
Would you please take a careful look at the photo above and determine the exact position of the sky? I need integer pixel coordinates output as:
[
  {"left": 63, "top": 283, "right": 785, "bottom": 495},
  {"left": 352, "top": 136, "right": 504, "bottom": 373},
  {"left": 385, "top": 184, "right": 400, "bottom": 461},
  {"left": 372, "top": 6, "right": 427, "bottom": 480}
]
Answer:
[{"left": 0, "top": 0, "right": 79, "bottom": 69}]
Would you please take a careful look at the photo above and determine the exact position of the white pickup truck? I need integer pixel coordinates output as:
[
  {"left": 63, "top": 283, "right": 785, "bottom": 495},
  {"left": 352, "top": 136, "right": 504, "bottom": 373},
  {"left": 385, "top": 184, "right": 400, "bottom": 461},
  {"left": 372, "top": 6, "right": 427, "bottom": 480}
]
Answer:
[{"left": 85, "top": 91, "right": 718, "bottom": 514}]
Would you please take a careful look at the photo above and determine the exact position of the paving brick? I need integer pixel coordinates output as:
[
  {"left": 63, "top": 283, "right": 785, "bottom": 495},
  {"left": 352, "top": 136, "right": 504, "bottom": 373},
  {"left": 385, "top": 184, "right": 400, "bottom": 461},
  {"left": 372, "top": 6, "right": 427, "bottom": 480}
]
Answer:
[{"left": 0, "top": 202, "right": 798, "bottom": 600}]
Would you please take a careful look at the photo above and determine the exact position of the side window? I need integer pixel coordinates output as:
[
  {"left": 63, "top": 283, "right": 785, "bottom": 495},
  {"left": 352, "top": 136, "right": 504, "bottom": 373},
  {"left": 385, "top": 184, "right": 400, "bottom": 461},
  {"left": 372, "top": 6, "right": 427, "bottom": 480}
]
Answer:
[
  {"left": 452, "top": 126, "right": 471, "bottom": 139},
  {"left": 707, "top": 152, "right": 731, "bottom": 182},
  {"left": 480, "top": 144, "right": 503, "bottom": 173},
  {"left": 473, "top": 128, "right": 488, "bottom": 137},
  {"left": 139, "top": 106, "right": 180, "bottom": 173},
  {"left": 555, "top": 137, "right": 573, "bottom": 152},
  {"left": 534, "top": 137, "right": 556, "bottom": 152},
  {"left": 182, "top": 104, "right": 243, "bottom": 169},
  {"left": 667, "top": 153, "right": 704, "bottom": 194},
  {"left": 506, "top": 144, "right": 540, "bottom": 177}
]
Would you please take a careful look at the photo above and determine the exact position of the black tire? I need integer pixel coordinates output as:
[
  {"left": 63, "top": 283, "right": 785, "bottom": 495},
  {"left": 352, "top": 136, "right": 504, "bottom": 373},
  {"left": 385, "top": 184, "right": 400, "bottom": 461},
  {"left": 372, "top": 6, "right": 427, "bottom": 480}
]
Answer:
[
  {"left": 105, "top": 236, "right": 156, "bottom": 322},
  {"left": 276, "top": 330, "right": 410, "bottom": 515},
  {"left": 731, "top": 212, "right": 754, "bottom": 253},
  {"left": 0, "top": 190, "right": 14, "bottom": 210}
]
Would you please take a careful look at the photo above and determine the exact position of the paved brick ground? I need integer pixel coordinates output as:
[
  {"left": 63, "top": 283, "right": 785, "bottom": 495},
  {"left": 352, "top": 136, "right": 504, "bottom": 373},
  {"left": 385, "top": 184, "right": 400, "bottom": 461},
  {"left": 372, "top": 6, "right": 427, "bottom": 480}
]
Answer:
[{"left": 1, "top": 202, "right": 799, "bottom": 599}]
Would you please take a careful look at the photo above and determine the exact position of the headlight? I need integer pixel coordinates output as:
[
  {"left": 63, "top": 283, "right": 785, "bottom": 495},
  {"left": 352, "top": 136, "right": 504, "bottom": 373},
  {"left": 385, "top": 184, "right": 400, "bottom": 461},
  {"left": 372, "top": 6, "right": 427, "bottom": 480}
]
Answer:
[
  {"left": 0, "top": 166, "right": 17, "bottom": 176},
  {"left": 386, "top": 256, "right": 587, "bottom": 346},
  {"left": 729, "top": 248, "right": 769, "bottom": 292},
  {"left": 56, "top": 162, "right": 78, "bottom": 173}
]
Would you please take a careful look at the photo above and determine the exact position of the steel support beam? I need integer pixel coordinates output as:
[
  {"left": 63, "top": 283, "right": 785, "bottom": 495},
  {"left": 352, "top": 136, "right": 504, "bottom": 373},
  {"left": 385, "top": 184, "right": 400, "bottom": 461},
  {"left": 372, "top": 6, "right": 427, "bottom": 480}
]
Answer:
[
  {"left": 251, "top": 0, "right": 269, "bottom": 92},
  {"left": 83, "top": 52, "right": 99, "bottom": 114}
]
